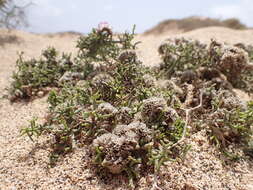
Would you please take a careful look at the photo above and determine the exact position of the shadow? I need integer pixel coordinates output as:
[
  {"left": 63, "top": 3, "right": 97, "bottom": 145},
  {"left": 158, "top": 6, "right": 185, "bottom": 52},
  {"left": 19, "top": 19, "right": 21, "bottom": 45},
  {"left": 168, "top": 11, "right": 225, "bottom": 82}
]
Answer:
[
  {"left": 17, "top": 141, "right": 51, "bottom": 163},
  {"left": 0, "top": 33, "right": 22, "bottom": 47},
  {"left": 45, "top": 31, "right": 83, "bottom": 38}
]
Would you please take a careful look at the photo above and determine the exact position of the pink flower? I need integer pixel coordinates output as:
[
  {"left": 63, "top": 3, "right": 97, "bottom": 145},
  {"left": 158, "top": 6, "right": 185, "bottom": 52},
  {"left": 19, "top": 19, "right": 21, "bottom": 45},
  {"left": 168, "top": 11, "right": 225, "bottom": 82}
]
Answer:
[{"left": 98, "top": 22, "right": 111, "bottom": 31}]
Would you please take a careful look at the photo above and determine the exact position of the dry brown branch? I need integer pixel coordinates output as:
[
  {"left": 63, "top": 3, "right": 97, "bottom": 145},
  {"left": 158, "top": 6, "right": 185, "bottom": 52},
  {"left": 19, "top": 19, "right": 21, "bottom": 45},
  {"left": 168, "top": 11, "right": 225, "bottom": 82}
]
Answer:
[
  {"left": 151, "top": 90, "right": 203, "bottom": 190},
  {"left": 170, "top": 90, "right": 203, "bottom": 150},
  {"left": 183, "top": 84, "right": 194, "bottom": 108},
  {"left": 151, "top": 173, "right": 163, "bottom": 190}
]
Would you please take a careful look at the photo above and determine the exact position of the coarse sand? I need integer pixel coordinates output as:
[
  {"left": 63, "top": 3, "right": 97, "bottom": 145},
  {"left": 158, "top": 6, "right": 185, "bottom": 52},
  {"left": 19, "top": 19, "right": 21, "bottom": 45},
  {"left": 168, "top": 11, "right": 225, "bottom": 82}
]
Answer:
[{"left": 0, "top": 27, "right": 252, "bottom": 190}]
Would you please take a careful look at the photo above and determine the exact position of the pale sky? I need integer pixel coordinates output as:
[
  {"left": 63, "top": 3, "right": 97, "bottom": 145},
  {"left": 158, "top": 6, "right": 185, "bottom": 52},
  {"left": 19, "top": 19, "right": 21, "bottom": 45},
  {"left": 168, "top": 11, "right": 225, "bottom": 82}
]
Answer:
[{"left": 18, "top": 0, "right": 253, "bottom": 33}]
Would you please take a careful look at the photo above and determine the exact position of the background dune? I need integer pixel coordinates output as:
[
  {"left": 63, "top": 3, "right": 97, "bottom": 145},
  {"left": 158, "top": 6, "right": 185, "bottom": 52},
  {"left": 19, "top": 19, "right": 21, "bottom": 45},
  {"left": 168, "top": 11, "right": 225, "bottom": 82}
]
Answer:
[{"left": 144, "top": 17, "right": 248, "bottom": 35}]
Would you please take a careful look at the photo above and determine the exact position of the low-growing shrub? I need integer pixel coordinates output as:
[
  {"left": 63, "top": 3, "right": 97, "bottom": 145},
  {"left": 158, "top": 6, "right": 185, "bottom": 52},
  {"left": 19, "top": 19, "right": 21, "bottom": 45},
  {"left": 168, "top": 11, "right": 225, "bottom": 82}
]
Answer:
[
  {"left": 7, "top": 47, "right": 90, "bottom": 101},
  {"left": 15, "top": 25, "right": 253, "bottom": 188},
  {"left": 158, "top": 38, "right": 208, "bottom": 78},
  {"left": 158, "top": 38, "right": 253, "bottom": 93}
]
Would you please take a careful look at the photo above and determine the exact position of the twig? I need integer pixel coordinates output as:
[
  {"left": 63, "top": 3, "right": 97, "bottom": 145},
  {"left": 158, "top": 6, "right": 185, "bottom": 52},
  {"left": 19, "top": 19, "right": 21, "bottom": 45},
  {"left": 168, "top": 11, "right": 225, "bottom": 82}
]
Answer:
[
  {"left": 183, "top": 84, "right": 194, "bottom": 108},
  {"left": 169, "top": 90, "right": 203, "bottom": 150},
  {"left": 150, "top": 173, "right": 162, "bottom": 190},
  {"left": 151, "top": 90, "right": 203, "bottom": 190},
  {"left": 151, "top": 126, "right": 163, "bottom": 190}
]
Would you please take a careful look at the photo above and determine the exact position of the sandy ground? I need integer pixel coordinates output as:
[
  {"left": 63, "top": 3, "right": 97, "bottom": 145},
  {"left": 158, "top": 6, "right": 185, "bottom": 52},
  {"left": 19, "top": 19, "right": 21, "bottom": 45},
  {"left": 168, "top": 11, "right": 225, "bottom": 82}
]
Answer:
[{"left": 0, "top": 27, "right": 253, "bottom": 190}]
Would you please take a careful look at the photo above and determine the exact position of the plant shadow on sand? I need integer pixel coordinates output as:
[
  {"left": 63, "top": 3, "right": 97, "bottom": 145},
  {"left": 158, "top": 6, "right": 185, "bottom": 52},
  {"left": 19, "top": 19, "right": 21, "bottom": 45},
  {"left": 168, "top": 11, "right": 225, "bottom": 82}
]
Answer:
[{"left": 0, "top": 32, "right": 22, "bottom": 47}]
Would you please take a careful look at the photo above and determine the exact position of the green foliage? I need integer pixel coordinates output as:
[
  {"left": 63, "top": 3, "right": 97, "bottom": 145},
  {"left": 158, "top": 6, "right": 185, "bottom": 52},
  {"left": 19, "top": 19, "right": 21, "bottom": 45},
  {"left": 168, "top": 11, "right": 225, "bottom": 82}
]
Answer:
[
  {"left": 20, "top": 117, "right": 43, "bottom": 141},
  {"left": 158, "top": 38, "right": 253, "bottom": 93},
  {"left": 16, "top": 26, "right": 253, "bottom": 187},
  {"left": 207, "top": 100, "right": 253, "bottom": 159},
  {"left": 8, "top": 46, "right": 95, "bottom": 101},
  {"left": 76, "top": 25, "right": 138, "bottom": 62},
  {"left": 158, "top": 38, "right": 208, "bottom": 77},
  {"left": 232, "top": 101, "right": 253, "bottom": 141},
  {"left": 208, "top": 102, "right": 252, "bottom": 149},
  {"left": 9, "top": 48, "right": 66, "bottom": 101},
  {"left": 18, "top": 26, "right": 183, "bottom": 185}
]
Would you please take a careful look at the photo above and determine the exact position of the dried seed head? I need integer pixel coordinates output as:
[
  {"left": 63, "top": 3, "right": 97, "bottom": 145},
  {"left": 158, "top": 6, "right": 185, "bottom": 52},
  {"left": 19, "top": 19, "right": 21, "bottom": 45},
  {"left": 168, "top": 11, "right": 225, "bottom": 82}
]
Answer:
[
  {"left": 141, "top": 97, "right": 167, "bottom": 123},
  {"left": 143, "top": 74, "right": 156, "bottom": 88},
  {"left": 166, "top": 107, "right": 179, "bottom": 121},
  {"left": 118, "top": 50, "right": 137, "bottom": 63},
  {"left": 218, "top": 90, "right": 247, "bottom": 110},
  {"left": 91, "top": 73, "right": 115, "bottom": 100},
  {"left": 113, "top": 121, "right": 152, "bottom": 142},
  {"left": 59, "top": 71, "right": 83, "bottom": 83},
  {"left": 116, "top": 107, "right": 133, "bottom": 124},
  {"left": 91, "top": 73, "right": 114, "bottom": 89},
  {"left": 180, "top": 70, "right": 197, "bottom": 84},
  {"left": 160, "top": 80, "right": 183, "bottom": 97},
  {"left": 92, "top": 133, "right": 128, "bottom": 174},
  {"left": 209, "top": 40, "right": 249, "bottom": 83},
  {"left": 97, "top": 102, "right": 118, "bottom": 115},
  {"left": 219, "top": 46, "right": 248, "bottom": 73},
  {"left": 92, "top": 121, "right": 152, "bottom": 174},
  {"left": 92, "top": 132, "right": 138, "bottom": 174},
  {"left": 197, "top": 67, "right": 221, "bottom": 80}
]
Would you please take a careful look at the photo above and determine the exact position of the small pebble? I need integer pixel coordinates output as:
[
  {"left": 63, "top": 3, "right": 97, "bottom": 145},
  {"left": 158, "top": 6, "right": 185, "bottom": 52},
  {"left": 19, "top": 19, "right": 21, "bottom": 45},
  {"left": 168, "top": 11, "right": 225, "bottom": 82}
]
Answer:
[{"left": 37, "top": 91, "right": 44, "bottom": 97}]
